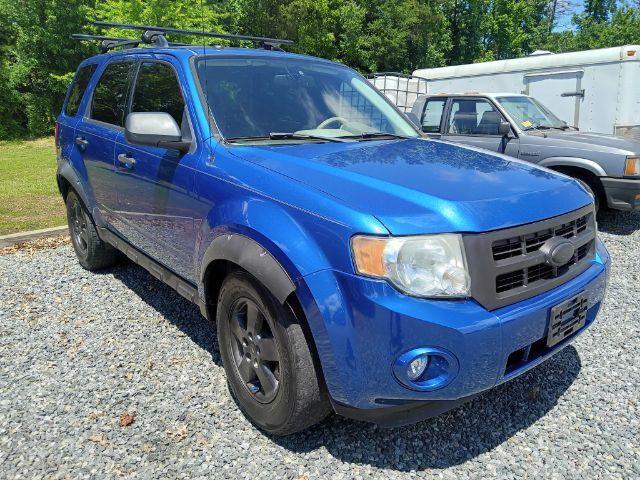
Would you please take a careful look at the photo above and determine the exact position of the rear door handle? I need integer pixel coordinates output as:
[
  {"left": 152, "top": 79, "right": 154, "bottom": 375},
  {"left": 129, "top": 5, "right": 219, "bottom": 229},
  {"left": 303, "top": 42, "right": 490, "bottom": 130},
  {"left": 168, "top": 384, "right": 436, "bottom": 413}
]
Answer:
[
  {"left": 75, "top": 136, "right": 88, "bottom": 147},
  {"left": 117, "top": 153, "right": 136, "bottom": 169}
]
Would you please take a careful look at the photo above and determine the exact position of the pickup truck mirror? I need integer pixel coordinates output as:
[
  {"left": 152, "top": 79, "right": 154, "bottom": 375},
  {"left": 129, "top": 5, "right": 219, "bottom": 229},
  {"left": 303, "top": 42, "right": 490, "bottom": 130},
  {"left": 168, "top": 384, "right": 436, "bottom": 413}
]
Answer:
[
  {"left": 499, "top": 121, "right": 511, "bottom": 137},
  {"left": 125, "top": 112, "right": 190, "bottom": 153},
  {"left": 405, "top": 111, "right": 420, "bottom": 127}
]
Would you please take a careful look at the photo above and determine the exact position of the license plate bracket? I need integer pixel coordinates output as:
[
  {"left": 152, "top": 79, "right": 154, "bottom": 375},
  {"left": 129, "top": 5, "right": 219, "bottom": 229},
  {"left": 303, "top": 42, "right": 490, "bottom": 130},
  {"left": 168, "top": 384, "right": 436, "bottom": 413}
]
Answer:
[{"left": 547, "top": 291, "right": 589, "bottom": 348}]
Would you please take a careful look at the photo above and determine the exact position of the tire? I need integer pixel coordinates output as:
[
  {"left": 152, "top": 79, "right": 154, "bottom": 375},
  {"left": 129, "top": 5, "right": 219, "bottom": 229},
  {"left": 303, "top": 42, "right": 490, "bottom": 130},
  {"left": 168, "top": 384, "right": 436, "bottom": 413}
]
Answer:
[
  {"left": 216, "top": 270, "right": 330, "bottom": 435},
  {"left": 574, "top": 175, "right": 603, "bottom": 213},
  {"left": 65, "top": 190, "right": 119, "bottom": 270}
]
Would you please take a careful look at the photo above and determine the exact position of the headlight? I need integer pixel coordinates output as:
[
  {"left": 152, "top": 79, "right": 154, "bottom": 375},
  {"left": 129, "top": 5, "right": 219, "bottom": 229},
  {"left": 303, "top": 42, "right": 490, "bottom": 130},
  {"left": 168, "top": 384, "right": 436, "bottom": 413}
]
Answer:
[
  {"left": 351, "top": 234, "right": 470, "bottom": 298},
  {"left": 624, "top": 156, "right": 640, "bottom": 176}
]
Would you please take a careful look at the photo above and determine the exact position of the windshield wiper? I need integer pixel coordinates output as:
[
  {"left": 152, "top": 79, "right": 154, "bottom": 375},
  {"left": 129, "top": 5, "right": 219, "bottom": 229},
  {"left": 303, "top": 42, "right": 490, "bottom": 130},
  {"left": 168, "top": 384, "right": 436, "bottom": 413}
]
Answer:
[
  {"left": 268, "top": 132, "right": 350, "bottom": 143},
  {"left": 343, "top": 131, "right": 413, "bottom": 140},
  {"left": 225, "top": 133, "right": 349, "bottom": 144}
]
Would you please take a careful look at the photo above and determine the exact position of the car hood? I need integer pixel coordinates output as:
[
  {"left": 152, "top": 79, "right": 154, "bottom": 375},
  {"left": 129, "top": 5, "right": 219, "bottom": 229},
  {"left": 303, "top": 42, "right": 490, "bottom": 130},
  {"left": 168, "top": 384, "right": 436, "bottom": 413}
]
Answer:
[
  {"left": 229, "top": 138, "right": 592, "bottom": 235},
  {"left": 542, "top": 130, "right": 640, "bottom": 154}
]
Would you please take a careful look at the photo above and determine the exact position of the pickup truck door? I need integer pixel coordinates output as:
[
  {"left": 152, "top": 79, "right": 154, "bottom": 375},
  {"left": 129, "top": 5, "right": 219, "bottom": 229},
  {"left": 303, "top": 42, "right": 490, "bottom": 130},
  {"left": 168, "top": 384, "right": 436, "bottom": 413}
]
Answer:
[
  {"left": 111, "top": 58, "right": 198, "bottom": 282},
  {"left": 439, "top": 97, "right": 519, "bottom": 157}
]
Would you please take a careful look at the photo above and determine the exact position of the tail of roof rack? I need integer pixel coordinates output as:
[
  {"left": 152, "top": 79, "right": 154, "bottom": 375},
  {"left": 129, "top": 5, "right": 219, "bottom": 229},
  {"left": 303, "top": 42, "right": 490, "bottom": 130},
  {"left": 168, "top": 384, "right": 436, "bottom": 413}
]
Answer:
[{"left": 71, "top": 22, "right": 294, "bottom": 53}]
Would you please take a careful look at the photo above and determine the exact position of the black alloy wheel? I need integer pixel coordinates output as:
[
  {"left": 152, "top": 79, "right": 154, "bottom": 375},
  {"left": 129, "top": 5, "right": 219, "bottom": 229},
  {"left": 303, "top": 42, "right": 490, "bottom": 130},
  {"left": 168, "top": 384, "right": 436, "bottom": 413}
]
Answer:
[{"left": 228, "top": 298, "right": 281, "bottom": 403}]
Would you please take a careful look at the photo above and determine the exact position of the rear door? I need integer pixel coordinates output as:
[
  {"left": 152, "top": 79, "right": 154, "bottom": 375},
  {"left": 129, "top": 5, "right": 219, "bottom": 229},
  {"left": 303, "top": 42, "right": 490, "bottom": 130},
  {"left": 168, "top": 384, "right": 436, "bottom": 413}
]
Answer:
[
  {"left": 58, "top": 63, "right": 98, "bottom": 163},
  {"left": 112, "top": 58, "right": 198, "bottom": 281},
  {"left": 440, "top": 97, "right": 519, "bottom": 156},
  {"left": 74, "top": 59, "right": 135, "bottom": 225},
  {"left": 524, "top": 70, "right": 584, "bottom": 127}
]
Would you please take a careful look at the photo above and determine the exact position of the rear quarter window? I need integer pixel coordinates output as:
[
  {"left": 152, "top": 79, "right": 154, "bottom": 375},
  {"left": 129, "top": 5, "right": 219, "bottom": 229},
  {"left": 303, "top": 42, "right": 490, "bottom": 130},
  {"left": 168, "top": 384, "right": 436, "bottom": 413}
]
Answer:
[{"left": 64, "top": 64, "right": 97, "bottom": 117}]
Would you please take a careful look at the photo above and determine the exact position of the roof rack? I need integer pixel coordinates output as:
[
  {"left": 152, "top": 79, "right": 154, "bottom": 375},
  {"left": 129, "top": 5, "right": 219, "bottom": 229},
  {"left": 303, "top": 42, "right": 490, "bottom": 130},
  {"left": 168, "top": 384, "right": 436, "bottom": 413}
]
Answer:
[
  {"left": 71, "top": 33, "right": 191, "bottom": 53},
  {"left": 88, "top": 21, "right": 294, "bottom": 51}
]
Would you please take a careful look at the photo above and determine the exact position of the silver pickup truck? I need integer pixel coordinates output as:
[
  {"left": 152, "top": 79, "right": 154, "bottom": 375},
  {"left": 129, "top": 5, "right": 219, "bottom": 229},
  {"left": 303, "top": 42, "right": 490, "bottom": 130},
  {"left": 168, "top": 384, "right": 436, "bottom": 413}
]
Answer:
[{"left": 410, "top": 93, "right": 640, "bottom": 211}]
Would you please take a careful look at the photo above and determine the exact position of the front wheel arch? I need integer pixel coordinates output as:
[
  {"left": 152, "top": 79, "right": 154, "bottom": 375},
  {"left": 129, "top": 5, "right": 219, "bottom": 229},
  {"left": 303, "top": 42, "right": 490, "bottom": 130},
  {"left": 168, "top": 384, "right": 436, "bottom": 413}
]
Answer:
[{"left": 548, "top": 165, "right": 606, "bottom": 210}]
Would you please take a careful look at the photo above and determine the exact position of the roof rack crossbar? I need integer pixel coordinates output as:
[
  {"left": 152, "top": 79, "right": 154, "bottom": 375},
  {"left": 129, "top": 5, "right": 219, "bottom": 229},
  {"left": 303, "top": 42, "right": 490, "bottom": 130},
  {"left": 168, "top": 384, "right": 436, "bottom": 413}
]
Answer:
[
  {"left": 71, "top": 33, "right": 192, "bottom": 52},
  {"left": 93, "top": 21, "right": 294, "bottom": 47}
]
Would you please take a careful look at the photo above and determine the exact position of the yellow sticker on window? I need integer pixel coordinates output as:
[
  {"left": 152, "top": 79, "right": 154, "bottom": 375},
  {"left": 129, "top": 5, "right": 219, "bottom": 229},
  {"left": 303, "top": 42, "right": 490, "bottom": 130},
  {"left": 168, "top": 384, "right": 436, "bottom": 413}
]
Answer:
[{"left": 521, "top": 120, "right": 533, "bottom": 128}]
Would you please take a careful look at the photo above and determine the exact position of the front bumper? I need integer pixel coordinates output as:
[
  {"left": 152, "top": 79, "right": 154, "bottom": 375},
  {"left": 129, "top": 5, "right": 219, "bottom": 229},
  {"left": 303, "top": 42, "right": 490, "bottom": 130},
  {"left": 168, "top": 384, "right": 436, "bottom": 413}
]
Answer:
[
  {"left": 601, "top": 177, "right": 640, "bottom": 210},
  {"left": 298, "top": 240, "right": 610, "bottom": 426}
]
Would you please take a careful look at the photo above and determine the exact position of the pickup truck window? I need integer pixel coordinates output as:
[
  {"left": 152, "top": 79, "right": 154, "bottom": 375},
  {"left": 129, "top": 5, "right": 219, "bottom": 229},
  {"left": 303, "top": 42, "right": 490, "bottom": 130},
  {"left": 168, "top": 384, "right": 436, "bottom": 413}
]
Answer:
[
  {"left": 496, "top": 96, "right": 566, "bottom": 130},
  {"left": 131, "top": 62, "right": 186, "bottom": 126},
  {"left": 447, "top": 99, "right": 503, "bottom": 135},
  {"left": 195, "top": 57, "right": 418, "bottom": 141},
  {"left": 421, "top": 99, "right": 445, "bottom": 133},
  {"left": 65, "top": 64, "right": 97, "bottom": 117},
  {"left": 90, "top": 62, "right": 134, "bottom": 127}
]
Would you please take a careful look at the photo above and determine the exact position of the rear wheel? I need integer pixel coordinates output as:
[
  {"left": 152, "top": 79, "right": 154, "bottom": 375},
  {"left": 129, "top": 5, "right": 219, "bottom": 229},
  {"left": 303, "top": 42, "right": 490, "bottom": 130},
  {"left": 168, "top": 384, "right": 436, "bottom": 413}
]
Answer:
[
  {"left": 216, "top": 270, "right": 330, "bottom": 435},
  {"left": 66, "top": 191, "right": 119, "bottom": 270}
]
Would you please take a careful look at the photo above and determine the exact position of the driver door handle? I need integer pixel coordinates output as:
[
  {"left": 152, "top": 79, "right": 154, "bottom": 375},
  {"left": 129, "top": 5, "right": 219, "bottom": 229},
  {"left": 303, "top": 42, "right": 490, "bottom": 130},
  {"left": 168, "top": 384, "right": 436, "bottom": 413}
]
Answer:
[
  {"left": 75, "top": 136, "right": 88, "bottom": 147},
  {"left": 117, "top": 153, "right": 136, "bottom": 169}
]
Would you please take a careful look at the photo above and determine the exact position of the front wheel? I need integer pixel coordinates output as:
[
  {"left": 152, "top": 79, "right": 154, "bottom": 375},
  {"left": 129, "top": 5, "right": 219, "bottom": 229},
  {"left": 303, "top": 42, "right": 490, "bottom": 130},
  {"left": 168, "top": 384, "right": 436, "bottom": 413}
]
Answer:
[{"left": 216, "top": 271, "right": 330, "bottom": 435}]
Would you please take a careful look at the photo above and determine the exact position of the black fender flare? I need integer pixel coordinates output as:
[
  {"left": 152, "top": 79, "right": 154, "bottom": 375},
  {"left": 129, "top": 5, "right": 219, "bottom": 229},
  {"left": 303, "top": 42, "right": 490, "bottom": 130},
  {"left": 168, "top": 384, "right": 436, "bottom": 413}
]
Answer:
[
  {"left": 200, "top": 233, "right": 296, "bottom": 304},
  {"left": 57, "top": 162, "right": 107, "bottom": 228}
]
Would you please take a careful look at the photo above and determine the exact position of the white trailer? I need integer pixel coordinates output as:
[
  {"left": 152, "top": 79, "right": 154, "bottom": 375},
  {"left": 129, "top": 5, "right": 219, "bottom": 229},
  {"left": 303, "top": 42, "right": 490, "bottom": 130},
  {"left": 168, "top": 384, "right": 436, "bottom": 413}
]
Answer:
[{"left": 408, "top": 45, "right": 640, "bottom": 140}]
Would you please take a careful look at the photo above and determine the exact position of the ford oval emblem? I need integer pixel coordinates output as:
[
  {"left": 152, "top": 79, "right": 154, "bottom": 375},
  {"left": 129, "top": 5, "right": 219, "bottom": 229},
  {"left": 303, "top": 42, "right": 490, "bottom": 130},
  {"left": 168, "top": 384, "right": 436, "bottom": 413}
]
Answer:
[{"left": 541, "top": 237, "right": 575, "bottom": 267}]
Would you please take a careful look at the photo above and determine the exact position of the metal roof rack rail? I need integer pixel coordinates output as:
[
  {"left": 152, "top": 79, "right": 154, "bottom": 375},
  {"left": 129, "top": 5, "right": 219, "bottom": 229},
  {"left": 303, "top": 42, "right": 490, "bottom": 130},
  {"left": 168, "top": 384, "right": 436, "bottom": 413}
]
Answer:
[
  {"left": 93, "top": 21, "right": 294, "bottom": 51},
  {"left": 71, "top": 33, "right": 192, "bottom": 53}
]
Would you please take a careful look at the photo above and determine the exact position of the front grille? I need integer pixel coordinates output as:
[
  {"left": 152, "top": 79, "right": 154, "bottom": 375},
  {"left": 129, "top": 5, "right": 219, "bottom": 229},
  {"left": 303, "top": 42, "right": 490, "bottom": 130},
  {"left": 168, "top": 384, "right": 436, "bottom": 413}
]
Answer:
[
  {"left": 495, "top": 240, "right": 593, "bottom": 293},
  {"left": 492, "top": 213, "right": 589, "bottom": 261},
  {"left": 463, "top": 205, "right": 597, "bottom": 310}
]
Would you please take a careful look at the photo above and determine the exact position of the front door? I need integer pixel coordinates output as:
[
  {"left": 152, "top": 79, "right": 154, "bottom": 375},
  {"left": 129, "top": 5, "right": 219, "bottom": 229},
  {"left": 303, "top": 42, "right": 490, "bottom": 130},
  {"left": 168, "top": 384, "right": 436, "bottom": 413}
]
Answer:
[
  {"left": 440, "top": 97, "right": 519, "bottom": 157},
  {"left": 112, "top": 58, "right": 198, "bottom": 282},
  {"left": 74, "top": 60, "right": 135, "bottom": 225}
]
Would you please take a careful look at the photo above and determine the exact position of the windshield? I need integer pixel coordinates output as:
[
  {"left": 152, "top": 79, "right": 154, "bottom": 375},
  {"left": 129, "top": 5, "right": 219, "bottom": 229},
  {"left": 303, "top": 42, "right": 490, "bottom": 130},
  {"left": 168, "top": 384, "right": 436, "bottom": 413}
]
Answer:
[
  {"left": 194, "top": 56, "right": 419, "bottom": 142},
  {"left": 496, "top": 96, "right": 567, "bottom": 130}
]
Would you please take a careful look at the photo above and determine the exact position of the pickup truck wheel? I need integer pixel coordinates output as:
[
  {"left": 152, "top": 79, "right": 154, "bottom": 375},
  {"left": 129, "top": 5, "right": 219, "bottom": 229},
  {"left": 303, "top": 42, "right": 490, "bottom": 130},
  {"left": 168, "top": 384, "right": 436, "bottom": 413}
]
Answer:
[
  {"left": 65, "top": 191, "right": 119, "bottom": 270},
  {"left": 217, "top": 270, "right": 330, "bottom": 435},
  {"left": 574, "top": 175, "right": 603, "bottom": 212}
]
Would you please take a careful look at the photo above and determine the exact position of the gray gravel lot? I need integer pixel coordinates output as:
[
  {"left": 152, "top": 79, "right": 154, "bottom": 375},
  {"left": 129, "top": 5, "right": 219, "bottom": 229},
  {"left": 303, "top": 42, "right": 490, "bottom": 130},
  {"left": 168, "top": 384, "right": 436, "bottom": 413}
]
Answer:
[{"left": 1, "top": 212, "right": 639, "bottom": 479}]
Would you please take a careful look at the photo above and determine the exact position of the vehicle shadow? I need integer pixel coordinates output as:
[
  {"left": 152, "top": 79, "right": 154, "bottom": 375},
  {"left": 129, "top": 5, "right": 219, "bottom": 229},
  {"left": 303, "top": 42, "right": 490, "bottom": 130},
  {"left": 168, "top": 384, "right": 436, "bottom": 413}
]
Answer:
[
  {"left": 99, "top": 261, "right": 223, "bottom": 368},
  {"left": 597, "top": 209, "right": 640, "bottom": 235},
  {"left": 272, "top": 345, "right": 581, "bottom": 470},
  {"left": 100, "top": 258, "right": 582, "bottom": 471}
]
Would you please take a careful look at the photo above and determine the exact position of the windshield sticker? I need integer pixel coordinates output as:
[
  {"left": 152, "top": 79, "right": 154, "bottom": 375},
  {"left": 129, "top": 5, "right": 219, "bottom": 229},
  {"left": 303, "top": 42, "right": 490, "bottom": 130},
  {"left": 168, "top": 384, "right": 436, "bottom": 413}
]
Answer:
[{"left": 521, "top": 120, "right": 533, "bottom": 128}]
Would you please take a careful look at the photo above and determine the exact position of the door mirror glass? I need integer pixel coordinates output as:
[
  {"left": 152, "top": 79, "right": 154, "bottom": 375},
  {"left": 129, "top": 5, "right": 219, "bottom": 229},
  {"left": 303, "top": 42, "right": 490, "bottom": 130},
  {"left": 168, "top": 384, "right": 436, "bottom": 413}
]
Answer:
[
  {"left": 125, "top": 112, "right": 189, "bottom": 152},
  {"left": 499, "top": 121, "right": 511, "bottom": 136}
]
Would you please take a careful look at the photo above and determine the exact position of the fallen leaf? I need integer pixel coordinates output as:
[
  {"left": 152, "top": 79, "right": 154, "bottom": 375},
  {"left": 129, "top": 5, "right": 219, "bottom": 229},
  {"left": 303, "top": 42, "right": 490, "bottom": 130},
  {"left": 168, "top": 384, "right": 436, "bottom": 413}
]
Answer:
[
  {"left": 119, "top": 413, "right": 135, "bottom": 427},
  {"left": 88, "top": 433, "right": 108, "bottom": 446}
]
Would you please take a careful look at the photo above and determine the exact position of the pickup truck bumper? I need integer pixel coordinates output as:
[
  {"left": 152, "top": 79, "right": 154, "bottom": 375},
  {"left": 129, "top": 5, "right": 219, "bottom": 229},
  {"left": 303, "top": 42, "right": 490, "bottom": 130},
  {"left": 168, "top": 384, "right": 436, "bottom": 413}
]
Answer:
[
  {"left": 601, "top": 177, "right": 640, "bottom": 210},
  {"left": 299, "top": 239, "right": 610, "bottom": 427}
]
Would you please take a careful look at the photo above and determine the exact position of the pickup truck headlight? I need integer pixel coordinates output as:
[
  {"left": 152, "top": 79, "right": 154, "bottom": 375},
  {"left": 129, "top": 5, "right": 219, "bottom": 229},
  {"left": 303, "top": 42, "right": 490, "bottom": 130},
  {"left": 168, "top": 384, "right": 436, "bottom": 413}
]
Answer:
[
  {"left": 624, "top": 156, "right": 640, "bottom": 176},
  {"left": 351, "top": 234, "right": 470, "bottom": 297}
]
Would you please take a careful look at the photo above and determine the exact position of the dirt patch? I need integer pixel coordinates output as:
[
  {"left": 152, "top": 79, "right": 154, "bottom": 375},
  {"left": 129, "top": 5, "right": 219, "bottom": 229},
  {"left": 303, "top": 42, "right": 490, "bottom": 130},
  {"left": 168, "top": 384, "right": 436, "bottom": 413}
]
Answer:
[{"left": 0, "top": 234, "right": 70, "bottom": 255}]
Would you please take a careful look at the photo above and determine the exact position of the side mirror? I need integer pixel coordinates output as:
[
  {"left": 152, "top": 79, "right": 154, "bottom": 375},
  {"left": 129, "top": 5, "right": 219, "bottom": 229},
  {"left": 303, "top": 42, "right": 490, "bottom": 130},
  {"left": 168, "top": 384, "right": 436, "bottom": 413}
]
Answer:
[
  {"left": 498, "top": 121, "right": 511, "bottom": 137},
  {"left": 125, "top": 112, "right": 190, "bottom": 153},
  {"left": 405, "top": 111, "right": 420, "bottom": 127}
]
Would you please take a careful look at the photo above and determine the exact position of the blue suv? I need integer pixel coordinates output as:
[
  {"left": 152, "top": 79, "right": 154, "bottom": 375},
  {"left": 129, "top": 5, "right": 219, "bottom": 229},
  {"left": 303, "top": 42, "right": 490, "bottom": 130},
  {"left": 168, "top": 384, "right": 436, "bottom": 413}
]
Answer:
[{"left": 56, "top": 28, "right": 609, "bottom": 435}]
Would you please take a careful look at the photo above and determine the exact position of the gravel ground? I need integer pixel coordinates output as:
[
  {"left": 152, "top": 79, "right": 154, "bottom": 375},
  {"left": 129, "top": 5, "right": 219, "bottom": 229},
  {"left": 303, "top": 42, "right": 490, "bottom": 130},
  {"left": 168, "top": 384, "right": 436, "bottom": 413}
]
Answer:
[{"left": 1, "top": 213, "right": 639, "bottom": 479}]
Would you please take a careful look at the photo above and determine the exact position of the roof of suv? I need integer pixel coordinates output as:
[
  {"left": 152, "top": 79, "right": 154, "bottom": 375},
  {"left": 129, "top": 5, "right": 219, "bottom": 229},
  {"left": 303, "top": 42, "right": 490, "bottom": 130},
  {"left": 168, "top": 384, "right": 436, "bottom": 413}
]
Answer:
[{"left": 86, "top": 45, "right": 337, "bottom": 65}]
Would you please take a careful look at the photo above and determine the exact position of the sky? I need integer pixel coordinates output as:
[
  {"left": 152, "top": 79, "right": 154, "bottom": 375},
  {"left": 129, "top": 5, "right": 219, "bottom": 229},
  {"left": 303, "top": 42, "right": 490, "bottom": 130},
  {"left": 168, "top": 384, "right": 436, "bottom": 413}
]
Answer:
[{"left": 554, "top": 1, "right": 584, "bottom": 30}]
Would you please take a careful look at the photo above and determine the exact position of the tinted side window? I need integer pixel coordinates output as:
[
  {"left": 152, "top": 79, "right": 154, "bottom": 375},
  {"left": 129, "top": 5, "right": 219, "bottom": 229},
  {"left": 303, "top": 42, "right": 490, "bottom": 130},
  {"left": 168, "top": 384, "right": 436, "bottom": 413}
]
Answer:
[
  {"left": 91, "top": 62, "right": 133, "bottom": 127},
  {"left": 131, "top": 62, "right": 185, "bottom": 126},
  {"left": 65, "top": 64, "right": 97, "bottom": 117},
  {"left": 421, "top": 99, "right": 446, "bottom": 133}
]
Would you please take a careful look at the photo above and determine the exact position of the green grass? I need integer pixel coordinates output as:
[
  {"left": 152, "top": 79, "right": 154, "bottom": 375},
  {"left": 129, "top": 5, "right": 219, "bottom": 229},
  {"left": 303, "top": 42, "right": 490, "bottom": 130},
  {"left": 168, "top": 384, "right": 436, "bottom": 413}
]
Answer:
[{"left": 0, "top": 137, "right": 66, "bottom": 235}]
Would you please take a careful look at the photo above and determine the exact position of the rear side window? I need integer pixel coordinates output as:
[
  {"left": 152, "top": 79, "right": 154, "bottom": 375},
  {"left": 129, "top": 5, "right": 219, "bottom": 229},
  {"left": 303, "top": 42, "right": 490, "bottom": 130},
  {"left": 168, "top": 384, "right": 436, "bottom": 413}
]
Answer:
[
  {"left": 131, "top": 62, "right": 186, "bottom": 126},
  {"left": 90, "top": 62, "right": 134, "bottom": 127},
  {"left": 421, "top": 99, "right": 446, "bottom": 133},
  {"left": 65, "top": 64, "right": 97, "bottom": 117}
]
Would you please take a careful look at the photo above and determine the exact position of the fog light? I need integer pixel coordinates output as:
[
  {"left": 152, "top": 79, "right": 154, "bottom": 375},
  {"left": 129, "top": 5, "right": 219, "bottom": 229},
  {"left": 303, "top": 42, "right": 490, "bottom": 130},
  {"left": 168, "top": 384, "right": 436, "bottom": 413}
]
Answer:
[
  {"left": 407, "top": 354, "right": 429, "bottom": 380},
  {"left": 393, "top": 347, "right": 459, "bottom": 391}
]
